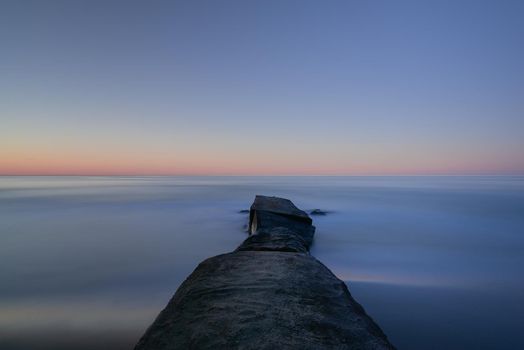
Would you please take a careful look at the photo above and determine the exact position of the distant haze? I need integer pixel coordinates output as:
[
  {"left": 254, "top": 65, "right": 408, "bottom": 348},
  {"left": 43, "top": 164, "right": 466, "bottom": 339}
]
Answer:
[{"left": 1, "top": 0, "right": 523, "bottom": 175}]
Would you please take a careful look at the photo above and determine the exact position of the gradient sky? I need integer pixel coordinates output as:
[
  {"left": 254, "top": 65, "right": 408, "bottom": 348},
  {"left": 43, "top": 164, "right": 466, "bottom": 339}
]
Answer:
[{"left": 1, "top": 0, "right": 523, "bottom": 175}]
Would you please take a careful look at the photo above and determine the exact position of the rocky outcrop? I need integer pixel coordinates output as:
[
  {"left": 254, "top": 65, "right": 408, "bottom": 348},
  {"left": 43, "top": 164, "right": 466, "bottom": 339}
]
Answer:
[
  {"left": 135, "top": 195, "right": 395, "bottom": 349},
  {"left": 310, "top": 209, "right": 328, "bottom": 216}
]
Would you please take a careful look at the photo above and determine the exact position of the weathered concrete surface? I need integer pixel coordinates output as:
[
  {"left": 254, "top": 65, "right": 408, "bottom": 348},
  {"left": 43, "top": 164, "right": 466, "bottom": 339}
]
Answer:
[
  {"left": 250, "top": 195, "right": 312, "bottom": 227},
  {"left": 135, "top": 196, "right": 395, "bottom": 350},
  {"left": 236, "top": 227, "right": 309, "bottom": 253},
  {"left": 249, "top": 195, "right": 315, "bottom": 249}
]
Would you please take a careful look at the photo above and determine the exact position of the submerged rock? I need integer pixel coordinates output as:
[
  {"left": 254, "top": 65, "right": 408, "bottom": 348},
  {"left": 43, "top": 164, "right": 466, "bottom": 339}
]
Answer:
[
  {"left": 135, "top": 195, "right": 395, "bottom": 350},
  {"left": 310, "top": 209, "right": 328, "bottom": 215}
]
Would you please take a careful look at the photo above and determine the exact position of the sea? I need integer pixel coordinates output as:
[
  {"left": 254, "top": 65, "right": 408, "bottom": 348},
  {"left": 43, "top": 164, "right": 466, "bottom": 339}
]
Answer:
[{"left": 1, "top": 176, "right": 523, "bottom": 349}]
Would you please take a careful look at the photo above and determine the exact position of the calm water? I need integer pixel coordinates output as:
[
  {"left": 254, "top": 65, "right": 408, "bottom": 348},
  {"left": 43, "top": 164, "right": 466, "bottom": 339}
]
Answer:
[{"left": 1, "top": 176, "right": 523, "bottom": 349}]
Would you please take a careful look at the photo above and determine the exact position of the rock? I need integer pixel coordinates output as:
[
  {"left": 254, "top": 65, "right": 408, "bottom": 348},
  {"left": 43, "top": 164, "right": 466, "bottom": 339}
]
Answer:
[
  {"left": 236, "top": 227, "right": 309, "bottom": 253},
  {"left": 310, "top": 209, "right": 327, "bottom": 216},
  {"left": 249, "top": 195, "right": 315, "bottom": 248},
  {"left": 134, "top": 196, "right": 395, "bottom": 350},
  {"left": 249, "top": 195, "right": 312, "bottom": 228}
]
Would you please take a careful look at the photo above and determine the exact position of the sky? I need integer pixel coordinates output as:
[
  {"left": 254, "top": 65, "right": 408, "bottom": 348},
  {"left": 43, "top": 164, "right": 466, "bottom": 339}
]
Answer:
[{"left": 1, "top": 0, "right": 523, "bottom": 175}]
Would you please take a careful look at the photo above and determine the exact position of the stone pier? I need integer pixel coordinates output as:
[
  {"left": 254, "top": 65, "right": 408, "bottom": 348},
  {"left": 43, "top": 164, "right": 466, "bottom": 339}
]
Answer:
[{"left": 135, "top": 195, "right": 395, "bottom": 349}]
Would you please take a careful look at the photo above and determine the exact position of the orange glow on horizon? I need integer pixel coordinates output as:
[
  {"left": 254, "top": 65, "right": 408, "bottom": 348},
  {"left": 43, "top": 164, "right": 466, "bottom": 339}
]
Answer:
[
  {"left": 1, "top": 152, "right": 522, "bottom": 176},
  {"left": 1, "top": 138, "right": 523, "bottom": 176}
]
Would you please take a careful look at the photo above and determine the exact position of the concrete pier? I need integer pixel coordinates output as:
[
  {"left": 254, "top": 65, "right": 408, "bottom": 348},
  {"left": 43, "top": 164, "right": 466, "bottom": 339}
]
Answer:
[{"left": 135, "top": 195, "right": 395, "bottom": 349}]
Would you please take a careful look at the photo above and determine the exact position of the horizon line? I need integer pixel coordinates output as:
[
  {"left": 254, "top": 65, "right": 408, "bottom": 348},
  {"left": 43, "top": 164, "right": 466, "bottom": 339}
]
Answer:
[{"left": 1, "top": 173, "right": 523, "bottom": 177}]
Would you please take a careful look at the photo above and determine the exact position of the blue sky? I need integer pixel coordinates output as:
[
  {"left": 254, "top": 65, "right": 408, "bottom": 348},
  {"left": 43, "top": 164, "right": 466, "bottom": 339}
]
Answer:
[{"left": 1, "top": 0, "right": 523, "bottom": 174}]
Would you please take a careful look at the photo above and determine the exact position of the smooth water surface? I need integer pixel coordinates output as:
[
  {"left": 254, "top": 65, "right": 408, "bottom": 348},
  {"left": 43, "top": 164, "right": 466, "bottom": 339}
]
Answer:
[{"left": 1, "top": 176, "right": 523, "bottom": 349}]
